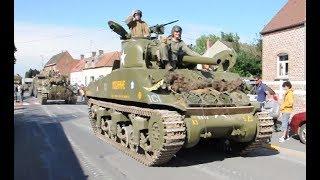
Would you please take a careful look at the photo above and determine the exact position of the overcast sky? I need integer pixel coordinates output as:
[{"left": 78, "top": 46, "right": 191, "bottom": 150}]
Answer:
[{"left": 14, "top": 0, "right": 287, "bottom": 77}]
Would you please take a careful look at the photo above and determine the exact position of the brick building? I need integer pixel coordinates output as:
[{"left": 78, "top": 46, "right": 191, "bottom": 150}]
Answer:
[
  {"left": 260, "top": 0, "right": 306, "bottom": 114},
  {"left": 43, "top": 51, "right": 78, "bottom": 76}
]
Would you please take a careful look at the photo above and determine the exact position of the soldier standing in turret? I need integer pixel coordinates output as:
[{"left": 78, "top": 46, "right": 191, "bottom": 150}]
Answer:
[
  {"left": 125, "top": 10, "right": 150, "bottom": 38},
  {"left": 160, "top": 25, "right": 201, "bottom": 70}
]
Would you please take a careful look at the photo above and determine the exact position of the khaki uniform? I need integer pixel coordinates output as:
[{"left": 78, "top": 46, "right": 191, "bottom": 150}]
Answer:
[
  {"left": 125, "top": 16, "right": 150, "bottom": 38},
  {"left": 160, "top": 37, "right": 200, "bottom": 69}
]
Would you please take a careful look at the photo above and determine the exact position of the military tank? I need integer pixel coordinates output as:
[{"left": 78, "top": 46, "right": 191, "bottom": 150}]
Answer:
[
  {"left": 85, "top": 20, "right": 274, "bottom": 166},
  {"left": 33, "top": 73, "right": 77, "bottom": 105}
]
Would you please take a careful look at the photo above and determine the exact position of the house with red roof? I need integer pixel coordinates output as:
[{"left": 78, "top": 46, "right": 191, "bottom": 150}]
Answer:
[
  {"left": 70, "top": 50, "right": 121, "bottom": 86},
  {"left": 42, "top": 51, "right": 78, "bottom": 76},
  {"left": 260, "top": 0, "right": 306, "bottom": 114}
]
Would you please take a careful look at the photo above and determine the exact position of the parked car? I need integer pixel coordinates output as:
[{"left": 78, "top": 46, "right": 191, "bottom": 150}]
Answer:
[{"left": 289, "top": 112, "right": 306, "bottom": 144}]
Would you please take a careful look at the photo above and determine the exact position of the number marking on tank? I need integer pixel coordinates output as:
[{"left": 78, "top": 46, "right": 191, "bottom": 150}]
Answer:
[
  {"left": 137, "top": 91, "right": 142, "bottom": 99},
  {"left": 147, "top": 94, "right": 161, "bottom": 103},
  {"left": 243, "top": 115, "right": 253, "bottom": 122},
  {"left": 130, "top": 81, "right": 135, "bottom": 90},
  {"left": 192, "top": 119, "right": 199, "bottom": 125},
  {"left": 112, "top": 80, "right": 126, "bottom": 90}
]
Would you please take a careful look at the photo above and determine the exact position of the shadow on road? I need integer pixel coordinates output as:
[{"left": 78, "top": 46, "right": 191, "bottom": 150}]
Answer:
[
  {"left": 165, "top": 139, "right": 279, "bottom": 167},
  {"left": 14, "top": 109, "right": 88, "bottom": 180}
]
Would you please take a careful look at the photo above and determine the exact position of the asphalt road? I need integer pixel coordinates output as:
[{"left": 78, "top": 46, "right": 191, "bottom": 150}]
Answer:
[{"left": 14, "top": 96, "right": 306, "bottom": 180}]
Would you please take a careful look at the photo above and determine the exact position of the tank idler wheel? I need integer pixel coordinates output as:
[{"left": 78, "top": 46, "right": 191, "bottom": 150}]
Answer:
[
  {"left": 88, "top": 109, "right": 98, "bottom": 134},
  {"left": 102, "top": 120, "right": 111, "bottom": 139}
]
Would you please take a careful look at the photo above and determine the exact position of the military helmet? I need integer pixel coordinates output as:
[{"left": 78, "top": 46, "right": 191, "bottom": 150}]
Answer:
[
  {"left": 132, "top": 9, "right": 142, "bottom": 17},
  {"left": 171, "top": 25, "right": 182, "bottom": 34}
]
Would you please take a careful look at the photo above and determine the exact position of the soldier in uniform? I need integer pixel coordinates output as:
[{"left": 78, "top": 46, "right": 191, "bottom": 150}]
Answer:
[
  {"left": 125, "top": 10, "right": 150, "bottom": 38},
  {"left": 159, "top": 25, "right": 200, "bottom": 70}
]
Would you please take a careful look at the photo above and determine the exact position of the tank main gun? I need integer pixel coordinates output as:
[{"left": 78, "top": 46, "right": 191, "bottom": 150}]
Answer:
[{"left": 149, "top": 20, "right": 179, "bottom": 35}]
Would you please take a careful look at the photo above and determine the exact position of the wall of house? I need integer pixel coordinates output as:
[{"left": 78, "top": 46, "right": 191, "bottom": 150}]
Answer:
[
  {"left": 82, "top": 67, "right": 112, "bottom": 86},
  {"left": 70, "top": 71, "right": 85, "bottom": 86},
  {"left": 262, "top": 25, "right": 306, "bottom": 115}
]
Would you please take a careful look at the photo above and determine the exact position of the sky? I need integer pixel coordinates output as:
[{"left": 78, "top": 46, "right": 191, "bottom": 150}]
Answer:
[{"left": 14, "top": 0, "right": 287, "bottom": 77}]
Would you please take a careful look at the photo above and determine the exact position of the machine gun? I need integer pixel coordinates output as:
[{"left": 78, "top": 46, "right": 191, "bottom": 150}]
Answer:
[{"left": 149, "top": 20, "right": 179, "bottom": 35}]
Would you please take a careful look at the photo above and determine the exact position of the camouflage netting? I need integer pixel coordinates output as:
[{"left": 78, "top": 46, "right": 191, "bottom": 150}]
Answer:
[
  {"left": 48, "top": 75, "right": 69, "bottom": 86},
  {"left": 47, "top": 85, "right": 74, "bottom": 100},
  {"left": 164, "top": 72, "right": 247, "bottom": 93}
]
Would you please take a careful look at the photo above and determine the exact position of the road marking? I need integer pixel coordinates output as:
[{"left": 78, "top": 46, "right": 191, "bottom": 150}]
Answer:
[
  {"left": 22, "top": 102, "right": 30, "bottom": 105},
  {"left": 72, "top": 115, "right": 78, "bottom": 118},
  {"left": 56, "top": 106, "right": 61, "bottom": 109},
  {"left": 263, "top": 144, "right": 306, "bottom": 159}
]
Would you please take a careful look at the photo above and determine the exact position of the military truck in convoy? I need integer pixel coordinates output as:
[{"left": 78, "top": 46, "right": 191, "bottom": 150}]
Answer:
[{"left": 85, "top": 20, "right": 274, "bottom": 166}]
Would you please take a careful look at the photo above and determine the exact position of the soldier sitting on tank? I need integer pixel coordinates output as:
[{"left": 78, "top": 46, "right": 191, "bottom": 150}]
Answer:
[
  {"left": 159, "top": 25, "right": 201, "bottom": 70},
  {"left": 125, "top": 10, "right": 150, "bottom": 38}
]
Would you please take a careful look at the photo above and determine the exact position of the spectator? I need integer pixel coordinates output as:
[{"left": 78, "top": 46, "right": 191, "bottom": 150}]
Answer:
[
  {"left": 79, "top": 85, "right": 85, "bottom": 102},
  {"left": 263, "top": 91, "right": 281, "bottom": 131},
  {"left": 17, "top": 84, "right": 22, "bottom": 102},
  {"left": 252, "top": 75, "right": 268, "bottom": 108},
  {"left": 279, "top": 81, "right": 294, "bottom": 143},
  {"left": 21, "top": 85, "right": 25, "bottom": 102},
  {"left": 14, "top": 84, "right": 18, "bottom": 102}
]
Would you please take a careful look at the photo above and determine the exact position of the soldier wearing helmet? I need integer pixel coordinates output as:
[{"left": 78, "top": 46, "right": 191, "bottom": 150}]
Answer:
[
  {"left": 125, "top": 10, "right": 150, "bottom": 38},
  {"left": 159, "top": 25, "right": 200, "bottom": 70}
]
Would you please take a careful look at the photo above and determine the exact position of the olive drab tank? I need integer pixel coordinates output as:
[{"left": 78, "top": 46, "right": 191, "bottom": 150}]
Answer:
[
  {"left": 85, "top": 20, "right": 274, "bottom": 166},
  {"left": 32, "top": 73, "right": 77, "bottom": 105}
]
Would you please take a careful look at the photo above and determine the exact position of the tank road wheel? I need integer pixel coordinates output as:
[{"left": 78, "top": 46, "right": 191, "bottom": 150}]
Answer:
[
  {"left": 119, "top": 125, "right": 132, "bottom": 147},
  {"left": 128, "top": 128, "right": 138, "bottom": 152},
  {"left": 140, "top": 132, "right": 154, "bottom": 160},
  {"left": 101, "top": 119, "right": 111, "bottom": 139}
]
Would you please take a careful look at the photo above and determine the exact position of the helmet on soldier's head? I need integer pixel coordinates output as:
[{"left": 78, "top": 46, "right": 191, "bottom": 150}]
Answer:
[
  {"left": 132, "top": 10, "right": 142, "bottom": 17},
  {"left": 171, "top": 25, "right": 182, "bottom": 35}
]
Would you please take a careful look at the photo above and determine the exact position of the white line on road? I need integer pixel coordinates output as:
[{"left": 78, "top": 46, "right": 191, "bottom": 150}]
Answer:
[
  {"left": 64, "top": 132, "right": 109, "bottom": 179},
  {"left": 72, "top": 115, "right": 78, "bottom": 118}
]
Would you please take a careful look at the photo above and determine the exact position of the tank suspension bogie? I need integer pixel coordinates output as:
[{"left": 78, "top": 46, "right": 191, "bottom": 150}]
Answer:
[{"left": 88, "top": 99, "right": 186, "bottom": 166}]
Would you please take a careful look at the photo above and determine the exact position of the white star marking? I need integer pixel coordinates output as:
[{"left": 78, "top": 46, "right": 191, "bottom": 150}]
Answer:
[{"left": 120, "top": 51, "right": 126, "bottom": 65}]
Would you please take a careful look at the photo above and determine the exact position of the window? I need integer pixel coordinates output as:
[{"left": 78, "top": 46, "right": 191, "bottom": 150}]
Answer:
[
  {"left": 85, "top": 76, "right": 87, "bottom": 86},
  {"left": 277, "top": 53, "right": 289, "bottom": 78},
  {"left": 90, "top": 76, "right": 95, "bottom": 82}
]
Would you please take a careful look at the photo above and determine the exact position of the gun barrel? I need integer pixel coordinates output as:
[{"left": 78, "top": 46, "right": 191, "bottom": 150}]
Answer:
[{"left": 182, "top": 56, "right": 222, "bottom": 65}]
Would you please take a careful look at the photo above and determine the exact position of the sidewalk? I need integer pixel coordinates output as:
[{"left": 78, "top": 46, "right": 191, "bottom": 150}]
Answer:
[{"left": 14, "top": 101, "right": 25, "bottom": 110}]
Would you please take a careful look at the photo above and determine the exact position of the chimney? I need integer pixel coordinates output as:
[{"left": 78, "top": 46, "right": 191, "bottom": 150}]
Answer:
[
  {"left": 80, "top": 54, "right": 84, "bottom": 60},
  {"left": 99, "top": 50, "right": 104, "bottom": 56},
  {"left": 92, "top": 51, "right": 96, "bottom": 57},
  {"left": 206, "top": 39, "right": 213, "bottom": 50}
]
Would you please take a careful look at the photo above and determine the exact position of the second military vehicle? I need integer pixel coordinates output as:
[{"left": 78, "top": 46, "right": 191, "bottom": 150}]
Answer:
[
  {"left": 85, "top": 20, "right": 274, "bottom": 166},
  {"left": 31, "top": 73, "right": 78, "bottom": 104}
]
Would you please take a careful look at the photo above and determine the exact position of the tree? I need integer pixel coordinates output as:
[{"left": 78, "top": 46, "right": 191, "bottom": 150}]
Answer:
[
  {"left": 193, "top": 32, "right": 262, "bottom": 77},
  {"left": 194, "top": 34, "right": 220, "bottom": 55},
  {"left": 25, "top": 69, "right": 40, "bottom": 78}
]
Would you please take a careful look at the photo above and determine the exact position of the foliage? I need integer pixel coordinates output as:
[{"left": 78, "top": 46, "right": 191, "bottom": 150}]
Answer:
[
  {"left": 25, "top": 68, "right": 40, "bottom": 78},
  {"left": 193, "top": 32, "right": 262, "bottom": 77},
  {"left": 194, "top": 34, "right": 220, "bottom": 55}
]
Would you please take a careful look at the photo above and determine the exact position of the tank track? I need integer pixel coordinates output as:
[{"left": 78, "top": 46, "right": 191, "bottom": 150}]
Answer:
[
  {"left": 88, "top": 99, "right": 186, "bottom": 166},
  {"left": 240, "top": 111, "right": 274, "bottom": 155}
]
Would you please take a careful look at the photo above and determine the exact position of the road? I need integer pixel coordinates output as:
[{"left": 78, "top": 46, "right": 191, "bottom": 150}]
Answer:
[{"left": 14, "top": 96, "right": 306, "bottom": 180}]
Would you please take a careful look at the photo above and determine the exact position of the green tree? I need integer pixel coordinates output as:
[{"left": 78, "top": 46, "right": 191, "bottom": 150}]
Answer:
[
  {"left": 194, "top": 34, "right": 220, "bottom": 55},
  {"left": 193, "top": 32, "right": 262, "bottom": 77},
  {"left": 231, "top": 50, "right": 262, "bottom": 77}
]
